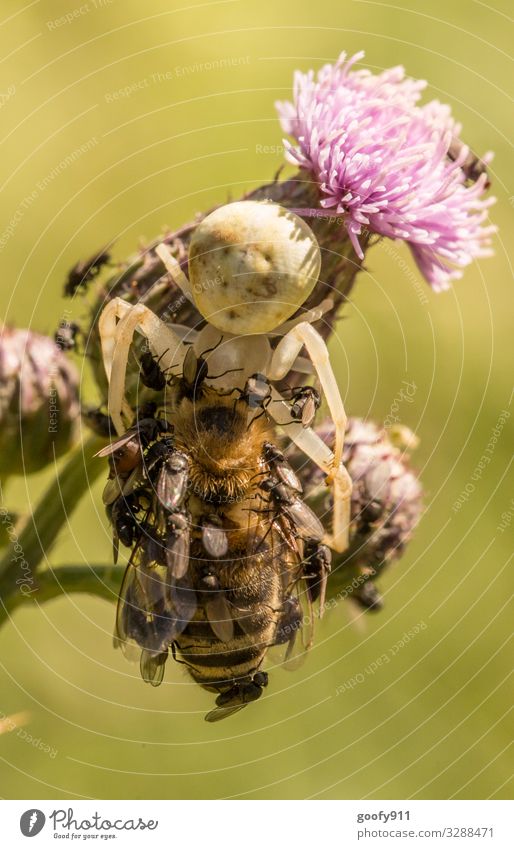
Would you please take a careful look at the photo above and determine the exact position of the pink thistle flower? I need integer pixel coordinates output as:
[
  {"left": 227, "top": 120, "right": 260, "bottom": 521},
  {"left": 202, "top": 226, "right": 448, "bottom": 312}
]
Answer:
[{"left": 276, "top": 52, "right": 496, "bottom": 290}]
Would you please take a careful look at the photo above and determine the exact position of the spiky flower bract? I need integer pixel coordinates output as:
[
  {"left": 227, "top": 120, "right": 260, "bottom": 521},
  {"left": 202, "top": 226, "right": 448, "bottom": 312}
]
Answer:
[{"left": 277, "top": 52, "right": 496, "bottom": 289}]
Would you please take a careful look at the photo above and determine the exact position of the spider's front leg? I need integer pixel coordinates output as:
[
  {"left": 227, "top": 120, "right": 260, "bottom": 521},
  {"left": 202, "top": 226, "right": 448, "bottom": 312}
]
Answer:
[
  {"left": 267, "top": 322, "right": 352, "bottom": 553},
  {"left": 99, "top": 298, "right": 188, "bottom": 434}
]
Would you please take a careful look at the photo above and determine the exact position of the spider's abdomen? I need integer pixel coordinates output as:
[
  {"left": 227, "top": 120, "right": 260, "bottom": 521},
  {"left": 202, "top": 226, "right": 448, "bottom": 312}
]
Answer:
[{"left": 188, "top": 201, "right": 321, "bottom": 334}]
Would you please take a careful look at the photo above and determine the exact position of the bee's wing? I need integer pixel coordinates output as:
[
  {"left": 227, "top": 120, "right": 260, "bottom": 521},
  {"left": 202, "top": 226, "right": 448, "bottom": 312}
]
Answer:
[{"left": 205, "top": 593, "right": 234, "bottom": 642}]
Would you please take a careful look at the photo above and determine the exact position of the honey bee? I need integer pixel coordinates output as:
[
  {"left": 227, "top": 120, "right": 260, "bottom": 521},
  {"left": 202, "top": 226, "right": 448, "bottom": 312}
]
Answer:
[
  {"left": 97, "top": 201, "right": 353, "bottom": 720},
  {"left": 109, "top": 356, "right": 328, "bottom": 721}
]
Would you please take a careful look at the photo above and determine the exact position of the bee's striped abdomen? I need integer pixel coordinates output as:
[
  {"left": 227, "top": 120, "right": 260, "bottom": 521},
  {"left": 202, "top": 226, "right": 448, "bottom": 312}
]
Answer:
[{"left": 176, "top": 548, "right": 283, "bottom": 691}]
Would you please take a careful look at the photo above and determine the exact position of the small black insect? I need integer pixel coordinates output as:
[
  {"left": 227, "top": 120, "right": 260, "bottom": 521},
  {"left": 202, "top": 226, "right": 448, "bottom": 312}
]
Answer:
[
  {"left": 205, "top": 672, "right": 269, "bottom": 722},
  {"left": 82, "top": 407, "right": 115, "bottom": 438},
  {"left": 64, "top": 247, "right": 111, "bottom": 297},
  {"left": 262, "top": 442, "right": 302, "bottom": 493},
  {"left": 109, "top": 493, "right": 141, "bottom": 562},
  {"left": 96, "top": 409, "right": 172, "bottom": 477},
  {"left": 174, "top": 340, "right": 242, "bottom": 403},
  {"left": 274, "top": 595, "right": 303, "bottom": 646},
  {"left": 261, "top": 474, "right": 325, "bottom": 544},
  {"left": 239, "top": 372, "right": 272, "bottom": 411},
  {"left": 165, "top": 510, "right": 191, "bottom": 579},
  {"left": 303, "top": 541, "right": 332, "bottom": 612},
  {"left": 140, "top": 351, "right": 167, "bottom": 391},
  {"left": 289, "top": 386, "right": 321, "bottom": 428},
  {"left": 54, "top": 320, "right": 80, "bottom": 352},
  {"left": 447, "top": 138, "right": 491, "bottom": 188}
]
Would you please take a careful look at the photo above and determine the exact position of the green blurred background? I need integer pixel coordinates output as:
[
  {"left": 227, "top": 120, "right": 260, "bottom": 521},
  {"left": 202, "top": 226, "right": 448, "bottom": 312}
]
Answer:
[{"left": 0, "top": 0, "right": 512, "bottom": 800}]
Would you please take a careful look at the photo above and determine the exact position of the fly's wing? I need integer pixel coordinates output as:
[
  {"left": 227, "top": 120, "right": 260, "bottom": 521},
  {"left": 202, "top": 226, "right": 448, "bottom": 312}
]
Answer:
[
  {"left": 204, "top": 703, "right": 248, "bottom": 722},
  {"left": 204, "top": 680, "right": 264, "bottom": 722},
  {"left": 303, "top": 543, "right": 332, "bottom": 614},
  {"left": 114, "top": 528, "right": 196, "bottom": 682},
  {"left": 140, "top": 649, "right": 168, "bottom": 687},
  {"left": 268, "top": 517, "right": 314, "bottom": 671},
  {"left": 226, "top": 495, "right": 274, "bottom": 637},
  {"left": 103, "top": 477, "right": 123, "bottom": 506},
  {"left": 165, "top": 517, "right": 190, "bottom": 579},
  {"left": 274, "top": 459, "right": 302, "bottom": 493},
  {"left": 201, "top": 521, "right": 229, "bottom": 559},
  {"left": 272, "top": 579, "right": 314, "bottom": 672},
  {"left": 283, "top": 498, "right": 325, "bottom": 543},
  {"left": 156, "top": 452, "right": 189, "bottom": 513},
  {"left": 95, "top": 430, "right": 138, "bottom": 458}
]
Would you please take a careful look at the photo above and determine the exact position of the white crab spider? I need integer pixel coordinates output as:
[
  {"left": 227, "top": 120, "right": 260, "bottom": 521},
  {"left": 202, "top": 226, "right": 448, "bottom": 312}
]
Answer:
[{"left": 99, "top": 201, "right": 352, "bottom": 552}]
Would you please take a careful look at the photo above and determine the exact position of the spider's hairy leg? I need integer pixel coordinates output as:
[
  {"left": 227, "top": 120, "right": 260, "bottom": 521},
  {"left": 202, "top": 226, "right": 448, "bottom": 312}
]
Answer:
[
  {"left": 267, "top": 389, "right": 352, "bottom": 554},
  {"left": 268, "top": 321, "right": 347, "bottom": 469},
  {"left": 274, "top": 297, "right": 334, "bottom": 335},
  {"left": 155, "top": 243, "right": 194, "bottom": 303},
  {"left": 100, "top": 298, "right": 187, "bottom": 434}
]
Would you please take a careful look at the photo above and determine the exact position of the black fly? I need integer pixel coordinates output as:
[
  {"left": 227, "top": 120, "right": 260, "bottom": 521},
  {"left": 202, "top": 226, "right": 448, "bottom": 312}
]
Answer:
[{"left": 64, "top": 247, "right": 111, "bottom": 297}]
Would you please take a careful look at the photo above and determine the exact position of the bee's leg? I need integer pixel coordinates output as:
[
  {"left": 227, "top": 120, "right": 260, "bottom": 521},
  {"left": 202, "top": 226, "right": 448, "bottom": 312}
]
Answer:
[
  {"left": 155, "top": 243, "right": 194, "bottom": 303},
  {"left": 266, "top": 391, "right": 352, "bottom": 555},
  {"left": 99, "top": 298, "right": 187, "bottom": 434}
]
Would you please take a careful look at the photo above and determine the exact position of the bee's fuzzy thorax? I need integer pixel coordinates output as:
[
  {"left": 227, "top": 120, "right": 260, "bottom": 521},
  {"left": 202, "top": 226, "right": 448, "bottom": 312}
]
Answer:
[{"left": 172, "top": 395, "right": 271, "bottom": 503}]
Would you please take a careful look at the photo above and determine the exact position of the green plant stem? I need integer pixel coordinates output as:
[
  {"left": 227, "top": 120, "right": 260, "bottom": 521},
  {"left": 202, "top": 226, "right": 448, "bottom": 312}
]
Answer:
[
  {"left": 0, "top": 534, "right": 369, "bottom": 626},
  {"left": 1, "top": 563, "right": 121, "bottom": 620},
  {"left": 0, "top": 434, "right": 106, "bottom": 622}
]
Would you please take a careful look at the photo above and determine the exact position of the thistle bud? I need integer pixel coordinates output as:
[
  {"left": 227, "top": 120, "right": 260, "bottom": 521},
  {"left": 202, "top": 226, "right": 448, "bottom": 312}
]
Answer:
[
  {"left": 0, "top": 326, "right": 80, "bottom": 476},
  {"left": 287, "top": 418, "right": 423, "bottom": 610}
]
